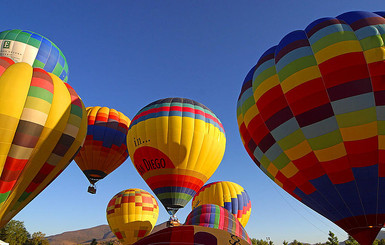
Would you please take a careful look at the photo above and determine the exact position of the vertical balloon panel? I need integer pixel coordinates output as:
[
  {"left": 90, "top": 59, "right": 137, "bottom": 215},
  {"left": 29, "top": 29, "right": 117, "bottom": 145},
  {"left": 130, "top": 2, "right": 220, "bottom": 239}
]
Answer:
[{"left": 0, "top": 57, "right": 87, "bottom": 227}]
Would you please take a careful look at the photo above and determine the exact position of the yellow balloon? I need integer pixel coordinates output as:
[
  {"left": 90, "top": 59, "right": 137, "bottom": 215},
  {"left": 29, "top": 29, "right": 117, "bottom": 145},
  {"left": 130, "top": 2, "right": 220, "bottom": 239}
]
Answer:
[
  {"left": 192, "top": 181, "right": 251, "bottom": 227},
  {"left": 106, "top": 188, "right": 159, "bottom": 245},
  {"left": 0, "top": 57, "right": 87, "bottom": 227},
  {"left": 127, "top": 98, "right": 226, "bottom": 215}
]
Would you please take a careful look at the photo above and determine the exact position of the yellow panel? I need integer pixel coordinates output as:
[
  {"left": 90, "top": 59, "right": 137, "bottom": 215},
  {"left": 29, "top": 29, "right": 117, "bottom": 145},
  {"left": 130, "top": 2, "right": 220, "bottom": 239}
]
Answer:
[
  {"left": 253, "top": 74, "right": 280, "bottom": 101},
  {"left": 364, "top": 46, "right": 385, "bottom": 63},
  {"left": 243, "top": 104, "right": 259, "bottom": 127},
  {"left": 339, "top": 121, "right": 377, "bottom": 141},
  {"left": 267, "top": 163, "right": 279, "bottom": 177},
  {"left": 284, "top": 140, "right": 312, "bottom": 160},
  {"left": 280, "top": 161, "right": 298, "bottom": 178},
  {"left": 379, "top": 135, "right": 385, "bottom": 150},
  {"left": 314, "top": 40, "right": 362, "bottom": 64},
  {"left": 280, "top": 66, "right": 321, "bottom": 93},
  {"left": 314, "top": 142, "right": 347, "bottom": 162}
]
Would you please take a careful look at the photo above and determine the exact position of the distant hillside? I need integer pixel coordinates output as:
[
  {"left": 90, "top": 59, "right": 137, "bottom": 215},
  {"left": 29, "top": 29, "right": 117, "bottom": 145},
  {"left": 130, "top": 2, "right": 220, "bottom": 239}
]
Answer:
[{"left": 46, "top": 225, "right": 117, "bottom": 245}]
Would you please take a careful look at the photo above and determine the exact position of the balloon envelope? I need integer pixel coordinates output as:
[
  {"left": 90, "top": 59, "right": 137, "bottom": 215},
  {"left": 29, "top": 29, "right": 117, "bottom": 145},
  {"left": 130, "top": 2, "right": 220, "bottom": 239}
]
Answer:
[
  {"left": 74, "top": 106, "right": 130, "bottom": 191},
  {"left": 185, "top": 204, "right": 251, "bottom": 243},
  {"left": 192, "top": 181, "right": 251, "bottom": 227},
  {"left": 237, "top": 11, "right": 385, "bottom": 245},
  {"left": 133, "top": 225, "right": 251, "bottom": 245},
  {"left": 0, "top": 29, "right": 69, "bottom": 82},
  {"left": 106, "top": 188, "right": 159, "bottom": 245},
  {"left": 127, "top": 98, "right": 226, "bottom": 215},
  {"left": 0, "top": 57, "right": 87, "bottom": 227}
]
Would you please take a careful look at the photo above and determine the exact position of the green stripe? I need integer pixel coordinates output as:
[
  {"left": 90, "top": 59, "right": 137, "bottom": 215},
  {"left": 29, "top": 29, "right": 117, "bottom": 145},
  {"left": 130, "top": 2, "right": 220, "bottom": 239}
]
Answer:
[
  {"left": 277, "top": 56, "right": 317, "bottom": 81},
  {"left": 0, "top": 191, "right": 10, "bottom": 204},
  {"left": 253, "top": 66, "right": 276, "bottom": 88},
  {"left": 157, "top": 192, "right": 191, "bottom": 201},
  {"left": 336, "top": 107, "right": 376, "bottom": 127},
  {"left": 273, "top": 152, "right": 291, "bottom": 170},
  {"left": 70, "top": 105, "right": 83, "bottom": 118},
  {"left": 15, "top": 32, "right": 31, "bottom": 43},
  {"left": 32, "top": 59, "right": 45, "bottom": 68},
  {"left": 378, "top": 121, "right": 385, "bottom": 135},
  {"left": 68, "top": 114, "right": 82, "bottom": 127},
  {"left": 27, "top": 37, "right": 41, "bottom": 48},
  {"left": 307, "top": 129, "right": 342, "bottom": 150},
  {"left": 311, "top": 32, "right": 357, "bottom": 53},
  {"left": 28, "top": 86, "right": 53, "bottom": 103},
  {"left": 4, "top": 29, "right": 22, "bottom": 41},
  {"left": 278, "top": 129, "right": 306, "bottom": 151},
  {"left": 359, "top": 35, "right": 383, "bottom": 51}
]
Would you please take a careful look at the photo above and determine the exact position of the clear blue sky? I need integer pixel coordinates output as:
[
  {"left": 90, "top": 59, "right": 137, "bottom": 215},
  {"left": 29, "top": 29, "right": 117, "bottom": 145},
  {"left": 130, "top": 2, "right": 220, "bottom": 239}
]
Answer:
[{"left": 3, "top": 1, "right": 384, "bottom": 244}]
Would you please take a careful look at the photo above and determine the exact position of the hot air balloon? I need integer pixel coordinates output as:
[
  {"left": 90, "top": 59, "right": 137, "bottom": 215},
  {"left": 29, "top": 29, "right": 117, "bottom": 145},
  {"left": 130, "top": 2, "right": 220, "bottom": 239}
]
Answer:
[
  {"left": 237, "top": 11, "right": 385, "bottom": 245},
  {"left": 0, "top": 29, "right": 68, "bottom": 82},
  {"left": 185, "top": 204, "right": 251, "bottom": 243},
  {"left": 106, "top": 188, "right": 159, "bottom": 245},
  {"left": 0, "top": 56, "right": 87, "bottom": 227},
  {"left": 133, "top": 225, "right": 251, "bottom": 245},
  {"left": 192, "top": 181, "right": 251, "bottom": 227},
  {"left": 127, "top": 98, "right": 226, "bottom": 215},
  {"left": 74, "top": 106, "right": 130, "bottom": 194}
]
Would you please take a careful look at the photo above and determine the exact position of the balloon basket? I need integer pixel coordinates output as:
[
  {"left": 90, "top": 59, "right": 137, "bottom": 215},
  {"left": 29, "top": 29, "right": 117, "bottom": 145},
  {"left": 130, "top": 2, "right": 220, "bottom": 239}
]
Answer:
[{"left": 88, "top": 186, "right": 96, "bottom": 194}]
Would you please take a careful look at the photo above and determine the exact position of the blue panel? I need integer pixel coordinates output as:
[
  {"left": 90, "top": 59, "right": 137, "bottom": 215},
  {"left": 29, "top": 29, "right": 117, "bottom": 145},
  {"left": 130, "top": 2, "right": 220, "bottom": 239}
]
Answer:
[
  {"left": 224, "top": 201, "right": 231, "bottom": 212},
  {"left": 335, "top": 181, "right": 364, "bottom": 216},
  {"left": 231, "top": 197, "right": 238, "bottom": 214},
  {"left": 35, "top": 38, "right": 51, "bottom": 64},
  {"left": 351, "top": 165, "right": 379, "bottom": 215},
  {"left": 275, "top": 30, "right": 307, "bottom": 55},
  {"left": 30, "top": 33, "right": 43, "bottom": 41},
  {"left": 305, "top": 17, "right": 336, "bottom": 34},
  {"left": 337, "top": 11, "right": 379, "bottom": 24},
  {"left": 378, "top": 177, "right": 385, "bottom": 213},
  {"left": 43, "top": 46, "right": 59, "bottom": 72},
  {"left": 237, "top": 193, "right": 244, "bottom": 211}
]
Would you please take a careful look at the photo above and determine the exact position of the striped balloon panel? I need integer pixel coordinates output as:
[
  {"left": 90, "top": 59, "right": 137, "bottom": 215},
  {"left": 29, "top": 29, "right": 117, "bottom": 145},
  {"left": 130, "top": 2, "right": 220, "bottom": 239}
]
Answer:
[
  {"left": 106, "top": 189, "right": 159, "bottom": 245},
  {"left": 0, "top": 62, "right": 87, "bottom": 227},
  {"left": 192, "top": 181, "right": 251, "bottom": 227},
  {"left": 0, "top": 29, "right": 68, "bottom": 82},
  {"left": 133, "top": 225, "right": 251, "bottom": 245},
  {"left": 185, "top": 204, "right": 251, "bottom": 244},
  {"left": 127, "top": 98, "right": 226, "bottom": 214},
  {"left": 74, "top": 106, "right": 130, "bottom": 185},
  {"left": 237, "top": 11, "right": 385, "bottom": 244}
]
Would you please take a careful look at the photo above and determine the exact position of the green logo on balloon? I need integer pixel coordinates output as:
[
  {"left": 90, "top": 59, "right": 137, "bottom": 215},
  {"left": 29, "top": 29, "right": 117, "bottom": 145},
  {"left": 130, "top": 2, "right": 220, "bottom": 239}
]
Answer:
[{"left": 2, "top": 41, "right": 10, "bottom": 49}]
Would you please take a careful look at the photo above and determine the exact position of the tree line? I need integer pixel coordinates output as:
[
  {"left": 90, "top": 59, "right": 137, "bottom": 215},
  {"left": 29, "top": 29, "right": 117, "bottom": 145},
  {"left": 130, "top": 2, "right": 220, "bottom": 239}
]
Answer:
[
  {"left": 251, "top": 231, "right": 385, "bottom": 245},
  {"left": 0, "top": 220, "right": 49, "bottom": 245}
]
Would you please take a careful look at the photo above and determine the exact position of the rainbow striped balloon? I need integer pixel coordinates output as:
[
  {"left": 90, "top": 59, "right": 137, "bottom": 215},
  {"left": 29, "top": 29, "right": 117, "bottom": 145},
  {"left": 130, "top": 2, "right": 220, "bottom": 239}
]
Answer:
[
  {"left": 185, "top": 204, "right": 251, "bottom": 244},
  {"left": 127, "top": 98, "right": 226, "bottom": 215},
  {"left": 192, "top": 181, "right": 251, "bottom": 227},
  {"left": 237, "top": 11, "right": 385, "bottom": 245}
]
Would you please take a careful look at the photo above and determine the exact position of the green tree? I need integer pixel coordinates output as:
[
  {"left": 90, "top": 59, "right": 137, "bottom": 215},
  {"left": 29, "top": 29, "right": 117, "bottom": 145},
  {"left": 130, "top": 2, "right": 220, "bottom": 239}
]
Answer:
[
  {"left": 0, "top": 220, "right": 30, "bottom": 245},
  {"left": 25, "top": 232, "right": 49, "bottom": 245},
  {"left": 325, "top": 231, "right": 338, "bottom": 245},
  {"left": 90, "top": 238, "right": 98, "bottom": 245},
  {"left": 344, "top": 235, "right": 358, "bottom": 245},
  {"left": 283, "top": 241, "right": 288, "bottom": 245},
  {"left": 251, "top": 238, "right": 257, "bottom": 245}
]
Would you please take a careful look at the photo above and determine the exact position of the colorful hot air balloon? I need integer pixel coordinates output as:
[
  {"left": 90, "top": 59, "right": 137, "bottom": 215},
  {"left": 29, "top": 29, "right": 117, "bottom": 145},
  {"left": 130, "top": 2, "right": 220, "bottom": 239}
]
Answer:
[
  {"left": 106, "top": 188, "right": 159, "bottom": 245},
  {"left": 0, "top": 57, "right": 87, "bottom": 227},
  {"left": 192, "top": 181, "right": 251, "bottom": 227},
  {"left": 185, "top": 204, "right": 251, "bottom": 243},
  {"left": 0, "top": 29, "right": 68, "bottom": 82},
  {"left": 133, "top": 225, "right": 251, "bottom": 245},
  {"left": 237, "top": 11, "right": 385, "bottom": 245},
  {"left": 74, "top": 106, "right": 130, "bottom": 194},
  {"left": 127, "top": 98, "right": 226, "bottom": 215}
]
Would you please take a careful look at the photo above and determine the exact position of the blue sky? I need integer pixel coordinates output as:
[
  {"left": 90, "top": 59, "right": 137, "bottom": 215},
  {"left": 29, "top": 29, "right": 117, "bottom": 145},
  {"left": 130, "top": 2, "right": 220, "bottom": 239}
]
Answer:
[{"left": 3, "top": 1, "right": 384, "bottom": 244}]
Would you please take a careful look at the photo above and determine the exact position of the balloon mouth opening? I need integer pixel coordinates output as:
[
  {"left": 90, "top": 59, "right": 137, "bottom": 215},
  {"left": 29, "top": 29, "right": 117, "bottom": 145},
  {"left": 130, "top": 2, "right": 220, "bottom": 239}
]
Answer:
[{"left": 166, "top": 205, "right": 183, "bottom": 215}]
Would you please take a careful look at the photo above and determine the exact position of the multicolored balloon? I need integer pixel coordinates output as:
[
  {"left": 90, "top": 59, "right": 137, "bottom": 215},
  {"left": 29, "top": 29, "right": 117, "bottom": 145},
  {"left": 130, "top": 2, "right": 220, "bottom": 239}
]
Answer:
[
  {"left": 185, "top": 204, "right": 251, "bottom": 243},
  {"left": 0, "top": 29, "right": 68, "bottom": 82},
  {"left": 192, "top": 181, "right": 251, "bottom": 227},
  {"left": 106, "top": 189, "right": 159, "bottom": 245},
  {"left": 237, "top": 11, "right": 385, "bottom": 245},
  {"left": 0, "top": 57, "right": 87, "bottom": 227},
  {"left": 74, "top": 106, "right": 130, "bottom": 193},
  {"left": 133, "top": 225, "right": 251, "bottom": 245},
  {"left": 127, "top": 98, "right": 226, "bottom": 215}
]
